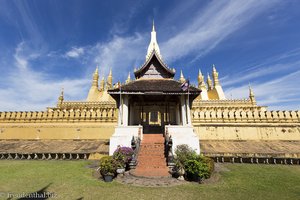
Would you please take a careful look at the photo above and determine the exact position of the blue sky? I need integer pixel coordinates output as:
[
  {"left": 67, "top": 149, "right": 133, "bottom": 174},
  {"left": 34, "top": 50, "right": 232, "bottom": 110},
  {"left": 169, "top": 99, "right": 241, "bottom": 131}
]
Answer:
[{"left": 0, "top": 0, "right": 299, "bottom": 111}]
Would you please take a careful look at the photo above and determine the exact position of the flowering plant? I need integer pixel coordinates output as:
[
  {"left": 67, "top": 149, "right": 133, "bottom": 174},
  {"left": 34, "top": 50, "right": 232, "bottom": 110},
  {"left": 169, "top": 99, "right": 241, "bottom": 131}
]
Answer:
[
  {"left": 99, "top": 156, "right": 117, "bottom": 176},
  {"left": 113, "top": 146, "right": 134, "bottom": 168}
]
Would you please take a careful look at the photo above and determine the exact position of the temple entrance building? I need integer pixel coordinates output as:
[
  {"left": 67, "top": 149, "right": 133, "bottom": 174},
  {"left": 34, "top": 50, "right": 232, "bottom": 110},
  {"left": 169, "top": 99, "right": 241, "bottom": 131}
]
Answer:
[{"left": 108, "top": 23, "right": 201, "bottom": 155}]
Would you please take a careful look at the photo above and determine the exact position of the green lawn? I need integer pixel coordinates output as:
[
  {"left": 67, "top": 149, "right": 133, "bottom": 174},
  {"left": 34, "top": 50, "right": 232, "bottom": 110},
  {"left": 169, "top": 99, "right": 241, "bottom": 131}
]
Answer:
[{"left": 0, "top": 161, "right": 299, "bottom": 200}]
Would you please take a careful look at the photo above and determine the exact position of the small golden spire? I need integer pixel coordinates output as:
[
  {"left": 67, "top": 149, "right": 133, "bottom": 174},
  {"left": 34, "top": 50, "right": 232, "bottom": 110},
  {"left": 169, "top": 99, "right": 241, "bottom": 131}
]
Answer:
[
  {"left": 58, "top": 87, "right": 64, "bottom": 106},
  {"left": 207, "top": 73, "right": 213, "bottom": 90},
  {"left": 198, "top": 69, "right": 205, "bottom": 89},
  {"left": 107, "top": 68, "right": 113, "bottom": 89},
  {"left": 126, "top": 72, "right": 131, "bottom": 84},
  {"left": 212, "top": 64, "right": 219, "bottom": 86},
  {"left": 179, "top": 70, "right": 185, "bottom": 83},
  {"left": 212, "top": 64, "right": 216, "bottom": 72},
  {"left": 249, "top": 85, "right": 256, "bottom": 105},
  {"left": 92, "top": 66, "right": 99, "bottom": 87},
  {"left": 198, "top": 69, "right": 203, "bottom": 80},
  {"left": 100, "top": 76, "right": 105, "bottom": 91}
]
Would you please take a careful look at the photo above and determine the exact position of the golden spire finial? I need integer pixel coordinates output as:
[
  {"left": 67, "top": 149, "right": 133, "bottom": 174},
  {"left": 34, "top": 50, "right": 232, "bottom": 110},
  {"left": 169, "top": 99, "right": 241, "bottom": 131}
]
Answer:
[
  {"left": 207, "top": 73, "right": 213, "bottom": 90},
  {"left": 92, "top": 66, "right": 99, "bottom": 87},
  {"left": 58, "top": 87, "right": 64, "bottom": 106},
  {"left": 198, "top": 69, "right": 202, "bottom": 77},
  {"left": 126, "top": 72, "right": 131, "bottom": 84},
  {"left": 212, "top": 64, "right": 219, "bottom": 86},
  {"left": 179, "top": 70, "right": 185, "bottom": 83},
  {"left": 100, "top": 76, "right": 105, "bottom": 91},
  {"left": 107, "top": 68, "right": 113, "bottom": 89},
  {"left": 61, "top": 87, "right": 64, "bottom": 97},
  {"left": 249, "top": 84, "right": 256, "bottom": 104},
  {"left": 207, "top": 73, "right": 211, "bottom": 80},
  {"left": 212, "top": 64, "right": 216, "bottom": 72},
  {"left": 198, "top": 69, "right": 205, "bottom": 88}
]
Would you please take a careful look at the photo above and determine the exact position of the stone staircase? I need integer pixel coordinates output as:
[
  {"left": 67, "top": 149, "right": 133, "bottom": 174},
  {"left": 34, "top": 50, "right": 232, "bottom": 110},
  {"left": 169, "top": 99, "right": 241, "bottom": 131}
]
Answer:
[{"left": 131, "top": 134, "right": 170, "bottom": 177}]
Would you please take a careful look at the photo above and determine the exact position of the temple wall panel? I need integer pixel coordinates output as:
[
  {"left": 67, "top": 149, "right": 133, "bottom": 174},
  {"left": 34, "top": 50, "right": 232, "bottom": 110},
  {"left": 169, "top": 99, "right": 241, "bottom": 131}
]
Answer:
[
  {"left": 0, "top": 123, "right": 116, "bottom": 140},
  {"left": 0, "top": 109, "right": 117, "bottom": 140},
  {"left": 193, "top": 124, "right": 300, "bottom": 140},
  {"left": 191, "top": 109, "right": 300, "bottom": 140}
]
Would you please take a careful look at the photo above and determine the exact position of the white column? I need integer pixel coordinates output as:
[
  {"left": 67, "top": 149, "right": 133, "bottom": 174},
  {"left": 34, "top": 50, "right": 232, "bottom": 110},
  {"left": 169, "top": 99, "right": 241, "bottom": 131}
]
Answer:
[
  {"left": 118, "top": 99, "right": 122, "bottom": 126},
  {"left": 186, "top": 97, "right": 192, "bottom": 126},
  {"left": 181, "top": 95, "right": 187, "bottom": 126},
  {"left": 122, "top": 95, "right": 129, "bottom": 126}
]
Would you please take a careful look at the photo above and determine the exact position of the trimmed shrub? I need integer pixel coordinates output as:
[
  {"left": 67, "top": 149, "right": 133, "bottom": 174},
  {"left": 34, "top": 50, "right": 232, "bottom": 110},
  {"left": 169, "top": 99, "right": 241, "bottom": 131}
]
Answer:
[
  {"left": 174, "top": 144, "right": 197, "bottom": 169},
  {"left": 173, "top": 144, "right": 214, "bottom": 181},
  {"left": 199, "top": 156, "right": 215, "bottom": 176}
]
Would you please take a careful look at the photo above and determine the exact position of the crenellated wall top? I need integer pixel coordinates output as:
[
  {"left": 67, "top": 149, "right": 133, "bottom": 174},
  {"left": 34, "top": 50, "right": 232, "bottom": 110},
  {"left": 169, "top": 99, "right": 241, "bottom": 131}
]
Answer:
[
  {"left": 0, "top": 107, "right": 117, "bottom": 123},
  {"left": 192, "top": 109, "right": 300, "bottom": 123}
]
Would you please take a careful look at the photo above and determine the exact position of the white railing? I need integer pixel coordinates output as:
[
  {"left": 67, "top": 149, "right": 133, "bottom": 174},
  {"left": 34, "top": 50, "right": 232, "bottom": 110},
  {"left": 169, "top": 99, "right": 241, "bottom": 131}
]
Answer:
[
  {"left": 109, "top": 125, "right": 143, "bottom": 155},
  {"left": 165, "top": 125, "right": 200, "bottom": 154}
]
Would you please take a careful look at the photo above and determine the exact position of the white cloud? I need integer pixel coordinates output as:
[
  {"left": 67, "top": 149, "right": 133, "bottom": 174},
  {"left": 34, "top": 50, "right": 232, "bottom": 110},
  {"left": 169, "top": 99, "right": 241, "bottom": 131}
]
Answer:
[
  {"left": 14, "top": 42, "right": 28, "bottom": 70},
  {"left": 0, "top": 32, "right": 148, "bottom": 110},
  {"left": 221, "top": 60, "right": 300, "bottom": 87},
  {"left": 0, "top": 43, "right": 90, "bottom": 111},
  {"left": 225, "top": 70, "right": 300, "bottom": 110},
  {"left": 13, "top": 42, "right": 42, "bottom": 70},
  {"left": 221, "top": 49, "right": 300, "bottom": 110},
  {"left": 91, "top": 33, "right": 147, "bottom": 80},
  {"left": 65, "top": 47, "right": 85, "bottom": 58},
  {"left": 161, "top": 0, "right": 280, "bottom": 63}
]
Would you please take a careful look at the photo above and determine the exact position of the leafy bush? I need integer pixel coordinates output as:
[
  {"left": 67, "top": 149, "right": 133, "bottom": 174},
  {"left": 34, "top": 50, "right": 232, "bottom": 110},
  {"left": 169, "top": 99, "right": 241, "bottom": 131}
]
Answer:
[
  {"left": 199, "top": 156, "right": 215, "bottom": 176},
  {"left": 173, "top": 144, "right": 214, "bottom": 181},
  {"left": 99, "top": 156, "right": 117, "bottom": 176},
  {"left": 113, "top": 146, "right": 134, "bottom": 168},
  {"left": 184, "top": 157, "right": 211, "bottom": 180},
  {"left": 174, "top": 144, "right": 197, "bottom": 169}
]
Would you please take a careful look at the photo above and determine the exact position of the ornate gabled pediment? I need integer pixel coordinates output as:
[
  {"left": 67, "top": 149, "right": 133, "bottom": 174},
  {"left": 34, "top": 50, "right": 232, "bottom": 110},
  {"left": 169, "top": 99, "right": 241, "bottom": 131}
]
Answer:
[{"left": 134, "top": 51, "right": 175, "bottom": 79}]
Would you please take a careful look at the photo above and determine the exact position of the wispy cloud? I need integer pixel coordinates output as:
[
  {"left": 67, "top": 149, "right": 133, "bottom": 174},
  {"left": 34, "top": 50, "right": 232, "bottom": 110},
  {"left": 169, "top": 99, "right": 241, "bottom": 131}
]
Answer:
[
  {"left": 0, "top": 32, "right": 149, "bottom": 110},
  {"left": 8, "top": 0, "right": 44, "bottom": 45},
  {"left": 161, "top": 0, "right": 280, "bottom": 63},
  {"left": 225, "top": 70, "right": 300, "bottom": 110},
  {"left": 91, "top": 34, "right": 147, "bottom": 80},
  {"left": 221, "top": 48, "right": 300, "bottom": 110},
  {"left": 14, "top": 42, "right": 29, "bottom": 69},
  {"left": 0, "top": 30, "right": 149, "bottom": 110},
  {"left": 221, "top": 60, "right": 300, "bottom": 87},
  {"left": 0, "top": 42, "right": 90, "bottom": 111},
  {"left": 13, "top": 42, "right": 40, "bottom": 70},
  {"left": 65, "top": 47, "right": 85, "bottom": 58}
]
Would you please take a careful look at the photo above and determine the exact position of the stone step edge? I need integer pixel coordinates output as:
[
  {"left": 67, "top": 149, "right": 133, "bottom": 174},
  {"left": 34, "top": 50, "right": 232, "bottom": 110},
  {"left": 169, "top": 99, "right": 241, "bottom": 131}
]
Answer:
[{"left": 129, "top": 170, "right": 171, "bottom": 179}]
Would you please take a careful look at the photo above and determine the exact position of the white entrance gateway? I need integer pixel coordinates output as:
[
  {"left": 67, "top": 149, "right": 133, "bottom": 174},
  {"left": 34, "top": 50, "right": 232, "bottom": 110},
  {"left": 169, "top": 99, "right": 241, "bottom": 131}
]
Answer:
[{"left": 108, "top": 23, "right": 201, "bottom": 155}]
